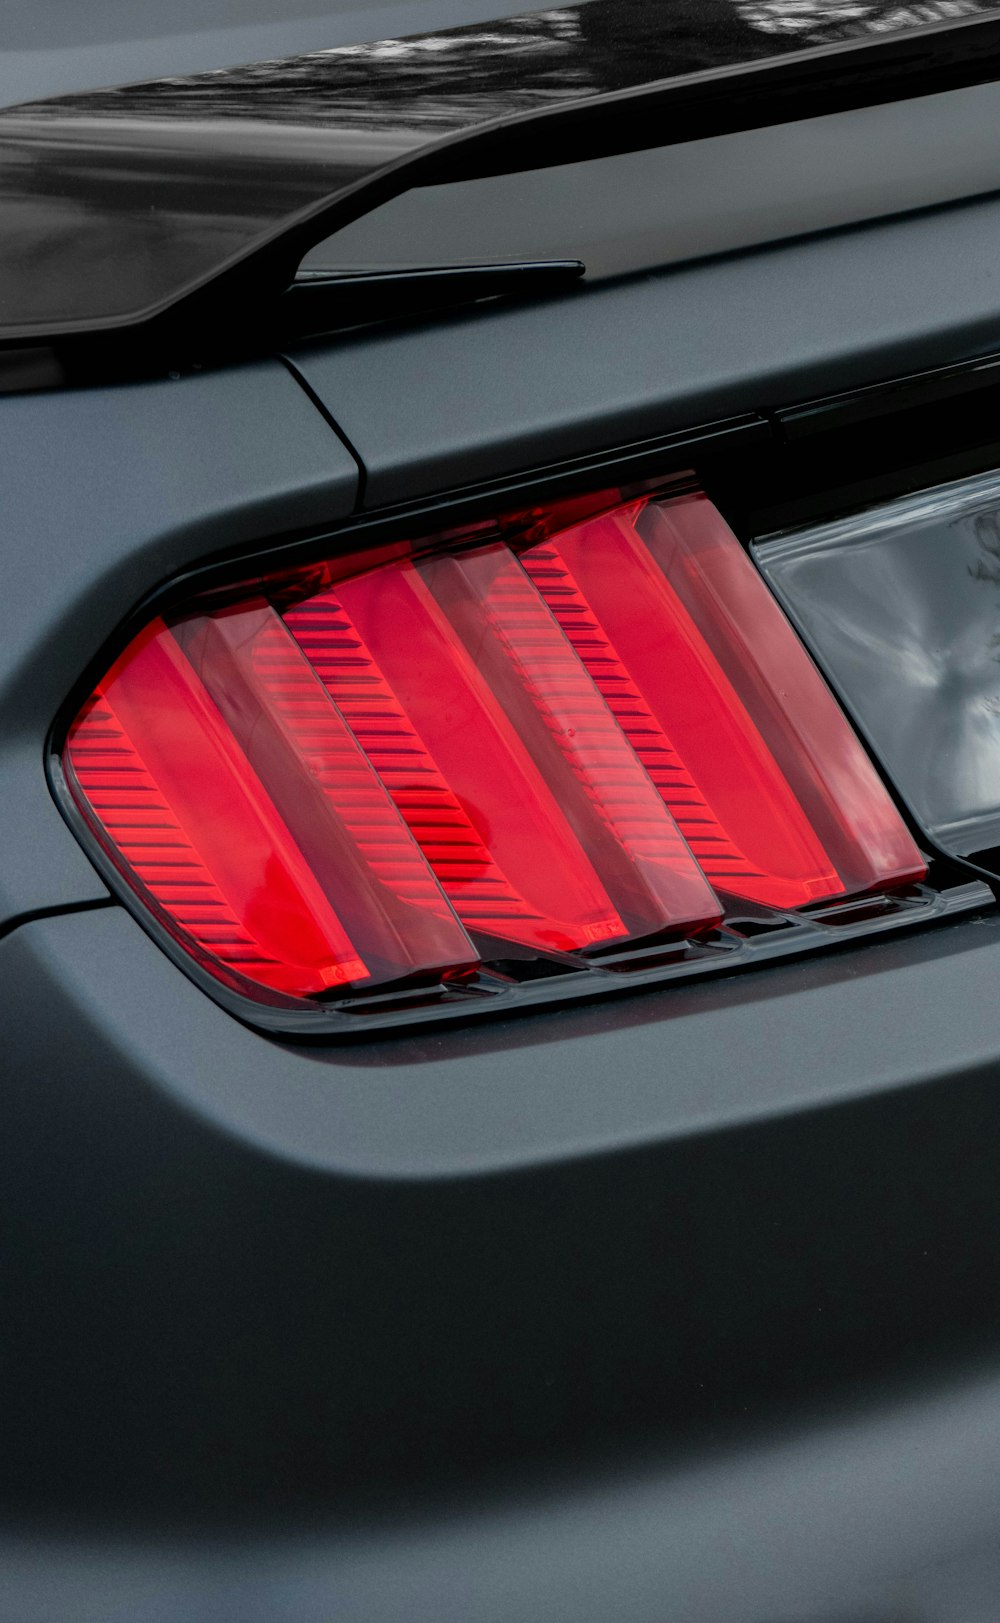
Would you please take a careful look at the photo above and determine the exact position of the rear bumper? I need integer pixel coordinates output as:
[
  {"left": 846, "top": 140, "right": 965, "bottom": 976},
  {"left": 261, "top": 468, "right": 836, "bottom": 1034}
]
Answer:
[
  {"left": 4, "top": 903, "right": 1000, "bottom": 1616},
  {"left": 5, "top": 1369, "right": 1000, "bottom": 1622}
]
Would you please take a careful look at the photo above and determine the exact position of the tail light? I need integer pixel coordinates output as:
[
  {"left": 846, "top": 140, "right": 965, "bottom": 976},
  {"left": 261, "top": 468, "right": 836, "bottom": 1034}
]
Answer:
[{"left": 60, "top": 483, "right": 926, "bottom": 1025}]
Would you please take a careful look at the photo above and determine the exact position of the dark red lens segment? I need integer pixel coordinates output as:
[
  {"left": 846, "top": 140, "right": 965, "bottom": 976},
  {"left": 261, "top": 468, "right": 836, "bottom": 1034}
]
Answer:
[
  {"left": 66, "top": 615, "right": 477, "bottom": 997},
  {"left": 284, "top": 582, "right": 605, "bottom": 953},
  {"left": 176, "top": 602, "right": 478, "bottom": 978},
  {"left": 640, "top": 495, "right": 926, "bottom": 896},
  {"left": 420, "top": 546, "right": 723, "bottom": 943},
  {"left": 66, "top": 622, "right": 370, "bottom": 995},
  {"left": 522, "top": 494, "right": 925, "bottom": 908},
  {"left": 285, "top": 547, "right": 722, "bottom": 953}
]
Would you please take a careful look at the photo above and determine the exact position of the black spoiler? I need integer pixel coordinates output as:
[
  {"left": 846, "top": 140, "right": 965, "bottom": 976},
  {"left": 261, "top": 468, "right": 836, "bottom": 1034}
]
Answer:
[{"left": 2, "top": 3, "right": 1000, "bottom": 354}]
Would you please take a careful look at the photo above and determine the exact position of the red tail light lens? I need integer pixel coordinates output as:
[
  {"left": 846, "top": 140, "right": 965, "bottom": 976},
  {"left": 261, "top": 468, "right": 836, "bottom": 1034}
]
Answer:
[
  {"left": 62, "top": 484, "right": 925, "bottom": 1012},
  {"left": 521, "top": 493, "right": 924, "bottom": 909},
  {"left": 284, "top": 545, "right": 720, "bottom": 954},
  {"left": 67, "top": 612, "right": 477, "bottom": 996}
]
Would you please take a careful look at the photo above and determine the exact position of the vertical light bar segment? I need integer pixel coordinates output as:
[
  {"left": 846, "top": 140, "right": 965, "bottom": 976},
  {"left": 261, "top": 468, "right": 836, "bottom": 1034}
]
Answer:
[
  {"left": 66, "top": 621, "right": 370, "bottom": 996},
  {"left": 523, "top": 494, "right": 925, "bottom": 907},
  {"left": 175, "top": 602, "right": 479, "bottom": 985},
  {"left": 286, "top": 546, "right": 721, "bottom": 952},
  {"left": 289, "top": 562, "right": 627, "bottom": 952},
  {"left": 432, "top": 545, "right": 722, "bottom": 939},
  {"left": 284, "top": 588, "right": 562, "bottom": 943},
  {"left": 641, "top": 494, "right": 926, "bottom": 897}
]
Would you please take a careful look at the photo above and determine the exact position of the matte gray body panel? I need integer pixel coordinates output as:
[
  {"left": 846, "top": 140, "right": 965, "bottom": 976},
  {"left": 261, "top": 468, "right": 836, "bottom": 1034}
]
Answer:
[
  {"left": 5, "top": 904, "right": 1000, "bottom": 1597},
  {"left": 0, "top": 360, "right": 358, "bottom": 928},
  {"left": 11, "top": 903, "right": 1000, "bottom": 1180},
  {"left": 293, "top": 193, "right": 1000, "bottom": 507},
  {"left": 4, "top": 1365, "right": 1000, "bottom": 1623}
]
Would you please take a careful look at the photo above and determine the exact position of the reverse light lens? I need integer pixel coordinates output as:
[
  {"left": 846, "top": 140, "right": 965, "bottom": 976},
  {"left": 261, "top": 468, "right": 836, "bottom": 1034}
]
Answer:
[
  {"left": 63, "top": 485, "right": 925, "bottom": 1007},
  {"left": 755, "top": 469, "right": 1000, "bottom": 864}
]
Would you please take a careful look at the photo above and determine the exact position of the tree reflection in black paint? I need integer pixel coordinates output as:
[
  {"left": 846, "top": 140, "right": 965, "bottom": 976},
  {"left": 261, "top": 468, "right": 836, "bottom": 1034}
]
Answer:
[{"left": 14, "top": 0, "right": 1000, "bottom": 134}]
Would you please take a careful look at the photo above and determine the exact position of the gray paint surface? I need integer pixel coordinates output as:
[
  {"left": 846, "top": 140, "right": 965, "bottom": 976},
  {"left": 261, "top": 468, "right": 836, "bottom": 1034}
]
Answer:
[
  {"left": 295, "top": 192, "right": 1000, "bottom": 506},
  {"left": 3, "top": 1365, "right": 1000, "bottom": 1622},
  {"left": 11, "top": 903, "right": 1000, "bottom": 1177}
]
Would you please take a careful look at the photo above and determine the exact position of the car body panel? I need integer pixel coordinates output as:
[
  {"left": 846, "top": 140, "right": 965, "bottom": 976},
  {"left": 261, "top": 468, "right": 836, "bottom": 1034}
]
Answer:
[
  {"left": 292, "top": 190, "right": 1000, "bottom": 506},
  {"left": 4, "top": 896, "right": 1000, "bottom": 1612},
  {"left": 7, "top": 3, "right": 1000, "bottom": 1618}
]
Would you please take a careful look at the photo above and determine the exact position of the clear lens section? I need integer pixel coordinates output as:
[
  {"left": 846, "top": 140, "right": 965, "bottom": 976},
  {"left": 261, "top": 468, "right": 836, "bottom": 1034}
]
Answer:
[
  {"left": 755, "top": 468, "right": 1000, "bottom": 864},
  {"left": 63, "top": 485, "right": 925, "bottom": 1008}
]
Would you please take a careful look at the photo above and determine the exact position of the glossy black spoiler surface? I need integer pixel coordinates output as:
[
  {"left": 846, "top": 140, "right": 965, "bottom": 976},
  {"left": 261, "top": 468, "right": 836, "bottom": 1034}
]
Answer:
[{"left": 4, "top": 1, "right": 1000, "bottom": 347}]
